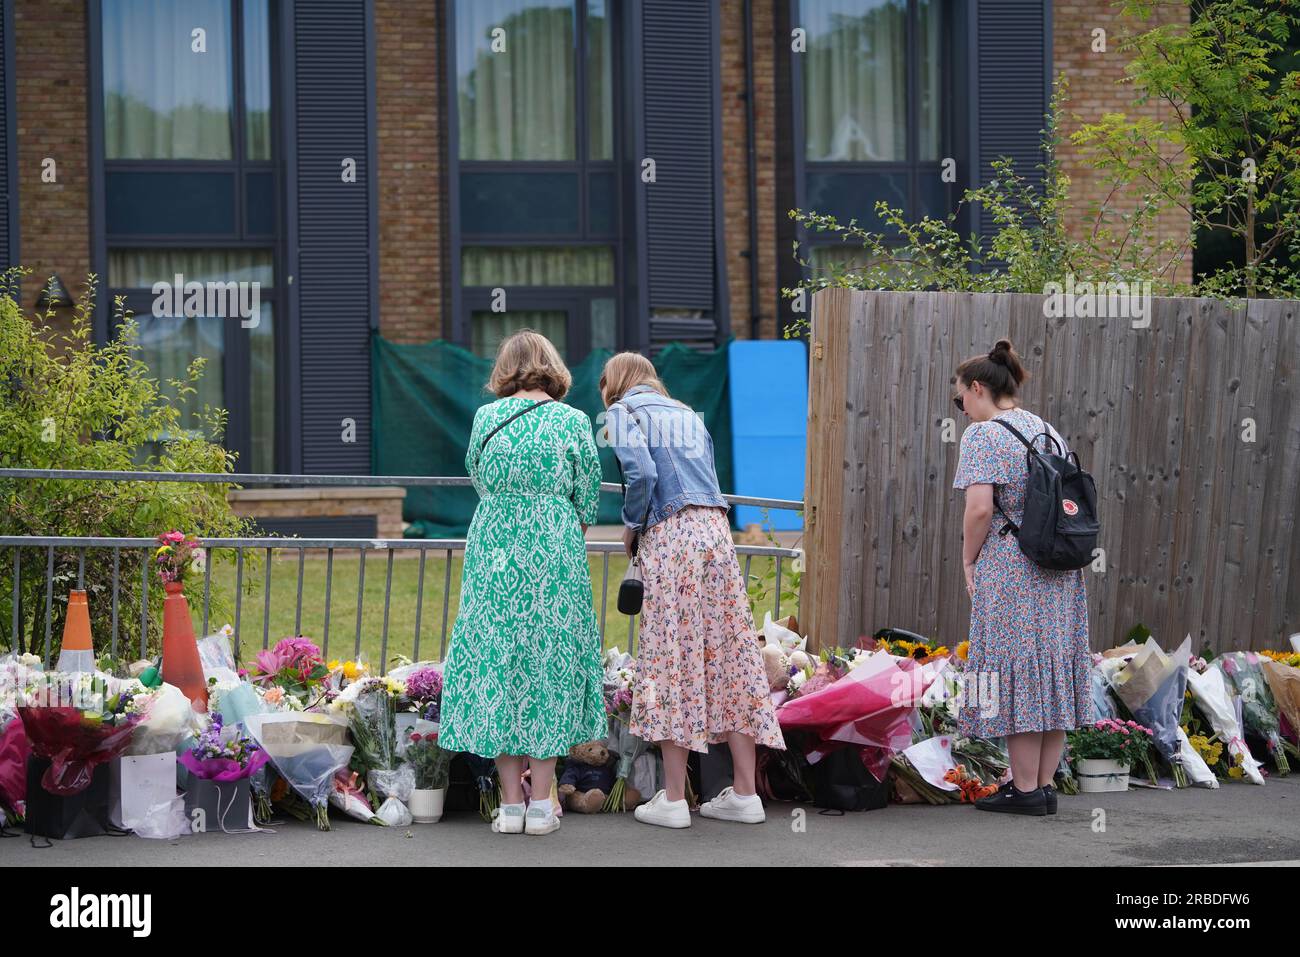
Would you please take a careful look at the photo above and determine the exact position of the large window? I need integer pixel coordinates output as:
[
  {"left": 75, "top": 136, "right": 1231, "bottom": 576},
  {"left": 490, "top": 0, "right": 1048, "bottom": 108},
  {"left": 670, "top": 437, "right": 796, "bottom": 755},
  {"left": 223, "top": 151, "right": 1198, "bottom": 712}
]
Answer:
[
  {"left": 452, "top": 0, "right": 618, "bottom": 359},
  {"left": 98, "top": 0, "right": 278, "bottom": 471},
  {"left": 796, "top": 0, "right": 953, "bottom": 266}
]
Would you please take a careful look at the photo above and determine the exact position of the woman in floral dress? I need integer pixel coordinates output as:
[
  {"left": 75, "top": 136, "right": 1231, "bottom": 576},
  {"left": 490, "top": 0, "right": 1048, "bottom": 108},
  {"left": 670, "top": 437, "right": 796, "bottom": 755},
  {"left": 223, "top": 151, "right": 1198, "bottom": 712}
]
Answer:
[
  {"left": 951, "top": 339, "right": 1091, "bottom": 817},
  {"left": 600, "top": 352, "right": 785, "bottom": 830},
  {"left": 438, "top": 330, "right": 607, "bottom": 836}
]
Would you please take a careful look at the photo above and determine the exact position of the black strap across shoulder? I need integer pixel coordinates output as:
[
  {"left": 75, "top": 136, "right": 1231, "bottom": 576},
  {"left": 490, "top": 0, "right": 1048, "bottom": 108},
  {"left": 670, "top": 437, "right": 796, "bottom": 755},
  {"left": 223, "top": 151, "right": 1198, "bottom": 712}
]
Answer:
[
  {"left": 989, "top": 415, "right": 1052, "bottom": 535},
  {"left": 613, "top": 403, "right": 654, "bottom": 554},
  {"left": 480, "top": 399, "right": 553, "bottom": 451}
]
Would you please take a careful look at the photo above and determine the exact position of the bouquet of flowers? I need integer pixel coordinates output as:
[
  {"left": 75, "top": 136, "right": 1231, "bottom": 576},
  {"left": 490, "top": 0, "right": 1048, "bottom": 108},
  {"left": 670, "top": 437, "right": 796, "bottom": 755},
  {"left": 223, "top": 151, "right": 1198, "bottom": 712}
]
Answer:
[
  {"left": 120, "top": 682, "right": 199, "bottom": 756},
  {"left": 604, "top": 654, "right": 634, "bottom": 726},
  {"left": 1187, "top": 664, "right": 1265, "bottom": 785},
  {"left": 329, "top": 769, "right": 383, "bottom": 824},
  {"left": 153, "top": 531, "right": 204, "bottom": 586},
  {"left": 244, "top": 711, "right": 353, "bottom": 829},
  {"left": 251, "top": 637, "right": 331, "bottom": 706},
  {"left": 1261, "top": 658, "right": 1300, "bottom": 751},
  {"left": 1107, "top": 636, "right": 1192, "bottom": 786},
  {"left": 1213, "top": 652, "right": 1290, "bottom": 774},
  {"left": 402, "top": 666, "right": 444, "bottom": 724},
  {"left": 603, "top": 721, "right": 650, "bottom": 812},
  {"left": 466, "top": 753, "right": 500, "bottom": 822},
  {"left": 179, "top": 712, "right": 269, "bottom": 781},
  {"left": 19, "top": 671, "right": 140, "bottom": 796},
  {"left": 333, "top": 676, "right": 413, "bottom": 824}
]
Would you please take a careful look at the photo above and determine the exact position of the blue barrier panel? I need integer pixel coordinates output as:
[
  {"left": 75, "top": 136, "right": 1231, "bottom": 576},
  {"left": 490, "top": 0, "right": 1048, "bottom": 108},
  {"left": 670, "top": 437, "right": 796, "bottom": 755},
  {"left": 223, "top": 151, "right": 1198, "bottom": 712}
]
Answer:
[{"left": 727, "top": 340, "right": 806, "bottom": 531}]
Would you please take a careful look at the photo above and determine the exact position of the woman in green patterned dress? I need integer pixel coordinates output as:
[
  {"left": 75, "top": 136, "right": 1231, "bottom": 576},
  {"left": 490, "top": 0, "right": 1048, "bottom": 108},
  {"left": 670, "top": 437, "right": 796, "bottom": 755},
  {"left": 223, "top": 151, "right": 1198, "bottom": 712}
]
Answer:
[{"left": 438, "top": 330, "right": 607, "bottom": 836}]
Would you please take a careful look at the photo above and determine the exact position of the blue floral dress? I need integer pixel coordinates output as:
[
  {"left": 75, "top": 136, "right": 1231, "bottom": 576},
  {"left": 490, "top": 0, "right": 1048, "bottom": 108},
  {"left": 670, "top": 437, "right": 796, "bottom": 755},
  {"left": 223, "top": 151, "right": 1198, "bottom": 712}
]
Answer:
[{"left": 953, "top": 408, "right": 1092, "bottom": 738}]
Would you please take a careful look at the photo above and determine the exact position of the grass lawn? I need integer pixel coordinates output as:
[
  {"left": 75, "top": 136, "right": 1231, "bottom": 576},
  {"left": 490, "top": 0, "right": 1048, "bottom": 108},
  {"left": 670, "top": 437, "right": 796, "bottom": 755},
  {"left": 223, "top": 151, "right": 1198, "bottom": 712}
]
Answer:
[{"left": 192, "top": 549, "right": 792, "bottom": 670}]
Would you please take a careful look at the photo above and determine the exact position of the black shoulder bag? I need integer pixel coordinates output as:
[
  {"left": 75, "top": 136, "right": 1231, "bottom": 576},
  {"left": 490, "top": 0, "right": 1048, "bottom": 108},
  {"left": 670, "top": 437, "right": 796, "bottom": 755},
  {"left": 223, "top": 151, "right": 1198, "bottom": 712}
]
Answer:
[{"left": 613, "top": 406, "right": 654, "bottom": 615}]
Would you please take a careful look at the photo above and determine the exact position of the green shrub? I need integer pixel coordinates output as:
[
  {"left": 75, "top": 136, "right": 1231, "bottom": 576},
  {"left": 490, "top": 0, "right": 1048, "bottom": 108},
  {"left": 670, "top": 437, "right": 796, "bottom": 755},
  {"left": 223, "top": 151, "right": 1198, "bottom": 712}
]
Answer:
[{"left": 0, "top": 272, "right": 255, "bottom": 660}]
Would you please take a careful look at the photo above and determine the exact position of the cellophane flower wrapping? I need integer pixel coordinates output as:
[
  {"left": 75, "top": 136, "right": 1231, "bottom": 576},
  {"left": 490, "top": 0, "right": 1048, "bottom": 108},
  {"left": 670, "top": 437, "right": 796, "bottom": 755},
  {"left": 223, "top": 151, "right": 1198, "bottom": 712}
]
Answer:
[
  {"left": 125, "top": 683, "right": 199, "bottom": 756},
  {"left": 179, "top": 712, "right": 270, "bottom": 781},
  {"left": 1214, "top": 652, "right": 1289, "bottom": 773},
  {"left": 1262, "top": 659, "right": 1300, "bottom": 747},
  {"left": 243, "top": 712, "right": 354, "bottom": 829},
  {"left": 1187, "top": 665, "right": 1265, "bottom": 785},
  {"left": 602, "top": 719, "right": 649, "bottom": 812},
  {"left": 778, "top": 650, "right": 929, "bottom": 781},
  {"left": 19, "top": 706, "right": 138, "bottom": 796},
  {"left": 1108, "top": 636, "right": 1192, "bottom": 785}
]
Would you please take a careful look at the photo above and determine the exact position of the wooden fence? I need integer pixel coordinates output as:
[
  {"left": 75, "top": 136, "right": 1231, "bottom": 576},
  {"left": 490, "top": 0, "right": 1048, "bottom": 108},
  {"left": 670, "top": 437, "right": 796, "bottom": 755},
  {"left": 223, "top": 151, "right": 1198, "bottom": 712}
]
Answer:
[{"left": 801, "top": 289, "right": 1300, "bottom": 653}]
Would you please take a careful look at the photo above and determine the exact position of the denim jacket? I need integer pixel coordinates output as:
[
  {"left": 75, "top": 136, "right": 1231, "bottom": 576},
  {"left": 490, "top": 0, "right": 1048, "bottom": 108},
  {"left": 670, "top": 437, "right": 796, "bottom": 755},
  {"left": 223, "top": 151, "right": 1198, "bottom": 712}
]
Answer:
[{"left": 604, "top": 385, "right": 728, "bottom": 530}]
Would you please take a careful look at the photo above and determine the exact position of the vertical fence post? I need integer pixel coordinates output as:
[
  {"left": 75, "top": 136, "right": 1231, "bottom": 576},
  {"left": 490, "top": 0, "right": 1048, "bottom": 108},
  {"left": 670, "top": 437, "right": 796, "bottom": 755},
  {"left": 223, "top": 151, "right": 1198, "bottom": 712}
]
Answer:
[
  {"left": 139, "top": 548, "right": 148, "bottom": 660},
  {"left": 440, "top": 548, "right": 453, "bottom": 659},
  {"left": 202, "top": 546, "right": 213, "bottom": 636},
  {"left": 294, "top": 549, "right": 306, "bottom": 637},
  {"left": 262, "top": 548, "right": 273, "bottom": 649},
  {"left": 43, "top": 546, "right": 55, "bottom": 668},
  {"left": 11, "top": 547, "right": 20, "bottom": 653},
  {"left": 354, "top": 549, "right": 367, "bottom": 659},
  {"left": 380, "top": 548, "right": 394, "bottom": 673},
  {"left": 111, "top": 547, "right": 120, "bottom": 659},
  {"left": 413, "top": 547, "right": 427, "bottom": 660},
  {"left": 234, "top": 549, "right": 245, "bottom": 661},
  {"left": 323, "top": 548, "right": 334, "bottom": 658}
]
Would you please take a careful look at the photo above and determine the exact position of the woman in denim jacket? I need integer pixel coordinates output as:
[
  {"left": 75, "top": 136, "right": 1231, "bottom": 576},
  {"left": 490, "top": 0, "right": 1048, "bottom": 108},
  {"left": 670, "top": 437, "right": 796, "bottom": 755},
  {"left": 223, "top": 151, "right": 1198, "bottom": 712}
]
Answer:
[{"left": 600, "top": 352, "right": 785, "bottom": 829}]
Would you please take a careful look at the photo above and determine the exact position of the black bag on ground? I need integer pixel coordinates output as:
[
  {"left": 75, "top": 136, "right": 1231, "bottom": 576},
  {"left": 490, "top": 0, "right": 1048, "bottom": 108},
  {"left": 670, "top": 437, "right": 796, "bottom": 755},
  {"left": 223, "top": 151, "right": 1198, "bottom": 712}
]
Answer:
[
  {"left": 25, "top": 756, "right": 112, "bottom": 840},
  {"left": 810, "top": 745, "right": 889, "bottom": 812},
  {"left": 991, "top": 419, "right": 1099, "bottom": 571}
]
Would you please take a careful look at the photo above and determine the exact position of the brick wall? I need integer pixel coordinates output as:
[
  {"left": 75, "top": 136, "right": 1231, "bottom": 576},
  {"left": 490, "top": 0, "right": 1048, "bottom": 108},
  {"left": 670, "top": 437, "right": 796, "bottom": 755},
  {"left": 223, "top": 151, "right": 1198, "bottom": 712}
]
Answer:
[
  {"left": 13, "top": 0, "right": 90, "bottom": 335},
  {"left": 1053, "top": 1, "right": 1194, "bottom": 286},
  {"left": 374, "top": 0, "right": 445, "bottom": 343},
  {"left": 719, "top": 0, "right": 780, "bottom": 340}
]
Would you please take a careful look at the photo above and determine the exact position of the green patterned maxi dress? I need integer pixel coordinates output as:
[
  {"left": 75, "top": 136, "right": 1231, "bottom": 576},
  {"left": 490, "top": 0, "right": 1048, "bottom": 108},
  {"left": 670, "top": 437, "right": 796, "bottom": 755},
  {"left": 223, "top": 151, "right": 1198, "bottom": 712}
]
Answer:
[{"left": 437, "top": 397, "right": 608, "bottom": 758}]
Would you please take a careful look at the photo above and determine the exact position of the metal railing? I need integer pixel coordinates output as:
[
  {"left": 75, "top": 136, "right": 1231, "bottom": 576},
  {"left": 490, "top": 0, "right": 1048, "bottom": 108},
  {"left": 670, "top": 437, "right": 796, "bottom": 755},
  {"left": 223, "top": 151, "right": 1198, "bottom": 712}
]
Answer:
[{"left": 0, "top": 469, "right": 802, "bottom": 671}]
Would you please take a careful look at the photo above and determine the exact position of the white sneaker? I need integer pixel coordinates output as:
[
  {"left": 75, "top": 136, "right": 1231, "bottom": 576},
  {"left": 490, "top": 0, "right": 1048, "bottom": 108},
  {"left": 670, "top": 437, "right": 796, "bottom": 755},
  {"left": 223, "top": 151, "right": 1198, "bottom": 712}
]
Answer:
[
  {"left": 699, "top": 787, "right": 765, "bottom": 824},
  {"left": 633, "top": 789, "right": 691, "bottom": 829},
  {"left": 524, "top": 804, "right": 561, "bottom": 836},
  {"left": 490, "top": 804, "right": 525, "bottom": 834}
]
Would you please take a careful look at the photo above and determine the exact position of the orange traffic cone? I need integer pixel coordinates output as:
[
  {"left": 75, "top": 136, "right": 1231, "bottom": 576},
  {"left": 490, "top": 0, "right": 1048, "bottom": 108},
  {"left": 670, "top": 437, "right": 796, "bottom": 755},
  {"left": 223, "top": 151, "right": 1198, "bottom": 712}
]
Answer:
[
  {"left": 161, "top": 580, "right": 209, "bottom": 712},
  {"left": 56, "top": 589, "right": 97, "bottom": 672}
]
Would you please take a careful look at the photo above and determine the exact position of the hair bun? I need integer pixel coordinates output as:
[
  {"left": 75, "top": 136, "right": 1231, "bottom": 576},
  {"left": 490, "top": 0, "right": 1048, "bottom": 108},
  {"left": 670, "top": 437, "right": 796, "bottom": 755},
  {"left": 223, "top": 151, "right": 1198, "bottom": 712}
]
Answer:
[{"left": 988, "top": 339, "right": 1013, "bottom": 365}]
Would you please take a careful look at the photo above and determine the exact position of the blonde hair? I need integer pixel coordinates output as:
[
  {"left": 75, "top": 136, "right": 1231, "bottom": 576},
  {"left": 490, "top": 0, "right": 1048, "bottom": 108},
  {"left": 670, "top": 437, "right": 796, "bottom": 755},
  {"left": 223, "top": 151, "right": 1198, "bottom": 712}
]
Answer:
[
  {"left": 599, "top": 351, "right": 669, "bottom": 407},
  {"left": 487, "top": 329, "right": 572, "bottom": 399}
]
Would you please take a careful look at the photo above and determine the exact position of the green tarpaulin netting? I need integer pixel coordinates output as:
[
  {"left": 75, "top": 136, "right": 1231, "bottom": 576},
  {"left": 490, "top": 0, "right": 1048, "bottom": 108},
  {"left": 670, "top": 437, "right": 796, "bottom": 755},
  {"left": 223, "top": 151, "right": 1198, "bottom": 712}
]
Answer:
[{"left": 372, "top": 337, "right": 734, "bottom": 538}]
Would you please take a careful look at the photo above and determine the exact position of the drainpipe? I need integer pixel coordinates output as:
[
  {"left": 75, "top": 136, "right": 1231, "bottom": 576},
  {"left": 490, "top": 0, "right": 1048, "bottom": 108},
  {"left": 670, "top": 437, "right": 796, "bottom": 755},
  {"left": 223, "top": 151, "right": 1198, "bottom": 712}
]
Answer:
[{"left": 742, "top": 0, "right": 762, "bottom": 339}]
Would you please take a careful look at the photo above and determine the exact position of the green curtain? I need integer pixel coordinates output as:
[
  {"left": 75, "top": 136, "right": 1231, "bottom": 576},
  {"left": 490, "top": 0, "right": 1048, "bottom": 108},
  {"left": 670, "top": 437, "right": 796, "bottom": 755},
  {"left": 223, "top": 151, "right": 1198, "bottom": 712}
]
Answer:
[{"left": 372, "top": 338, "right": 735, "bottom": 538}]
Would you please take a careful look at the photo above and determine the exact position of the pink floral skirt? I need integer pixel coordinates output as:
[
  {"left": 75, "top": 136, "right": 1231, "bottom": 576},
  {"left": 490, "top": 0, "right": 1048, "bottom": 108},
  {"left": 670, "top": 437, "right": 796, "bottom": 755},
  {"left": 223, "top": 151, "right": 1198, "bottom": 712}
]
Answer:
[{"left": 630, "top": 506, "right": 786, "bottom": 753}]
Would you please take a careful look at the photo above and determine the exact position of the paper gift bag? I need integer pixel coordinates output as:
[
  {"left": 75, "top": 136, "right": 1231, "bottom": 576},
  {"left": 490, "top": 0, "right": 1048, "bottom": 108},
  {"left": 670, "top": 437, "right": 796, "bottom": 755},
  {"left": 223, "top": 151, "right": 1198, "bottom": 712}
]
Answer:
[
  {"left": 110, "top": 752, "right": 178, "bottom": 830},
  {"left": 25, "top": 755, "right": 111, "bottom": 840},
  {"left": 184, "top": 778, "right": 255, "bottom": 833}
]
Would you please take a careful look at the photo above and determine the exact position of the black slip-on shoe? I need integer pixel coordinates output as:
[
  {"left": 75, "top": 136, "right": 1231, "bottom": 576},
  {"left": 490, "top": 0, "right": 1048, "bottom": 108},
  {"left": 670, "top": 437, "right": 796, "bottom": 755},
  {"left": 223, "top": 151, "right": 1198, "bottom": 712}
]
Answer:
[
  {"left": 1042, "top": 783, "right": 1058, "bottom": 815},
  {"left": 975, "top": 781, "right": 1048, "bottom": 817}
]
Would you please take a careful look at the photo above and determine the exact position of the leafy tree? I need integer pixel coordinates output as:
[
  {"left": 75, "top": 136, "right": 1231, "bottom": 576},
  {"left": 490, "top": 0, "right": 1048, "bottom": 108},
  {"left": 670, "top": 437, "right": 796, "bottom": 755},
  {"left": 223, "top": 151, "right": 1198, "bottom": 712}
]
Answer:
[
  {"left": 0, "top": 273, "right": 254, "bottom": 659},
  {"left": 1065, "top": 0, "right": 1300, "bottom": 298}
]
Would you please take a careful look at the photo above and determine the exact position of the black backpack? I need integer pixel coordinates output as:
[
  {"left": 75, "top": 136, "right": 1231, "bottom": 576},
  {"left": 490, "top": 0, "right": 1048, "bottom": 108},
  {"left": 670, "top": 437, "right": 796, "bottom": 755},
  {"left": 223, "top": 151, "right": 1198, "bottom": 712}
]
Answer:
[{"left": 991, "top": 418, "right": 1099, "bottom": 571}]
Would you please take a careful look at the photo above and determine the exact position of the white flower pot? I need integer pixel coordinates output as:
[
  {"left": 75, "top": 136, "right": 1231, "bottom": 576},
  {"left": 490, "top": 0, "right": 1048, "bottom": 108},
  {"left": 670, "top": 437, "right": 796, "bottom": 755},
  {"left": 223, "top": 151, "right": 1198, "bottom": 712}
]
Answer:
[
  {"left": 1077, "top": 758, "right": 1131, "bottom": 793},
  {"left": 409, "top": 787, "right": 446, "bottom": 823}
]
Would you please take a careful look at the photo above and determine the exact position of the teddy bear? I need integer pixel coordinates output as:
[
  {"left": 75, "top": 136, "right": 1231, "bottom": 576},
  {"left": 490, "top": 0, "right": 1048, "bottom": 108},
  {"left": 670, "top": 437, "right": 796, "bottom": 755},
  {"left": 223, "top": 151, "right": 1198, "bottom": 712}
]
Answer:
[
  {"left": 558, "top": 740, "right": 640, "bottom": 813},
  {"left": 760, "top": 614, "right": 811, "bottom": 691}
]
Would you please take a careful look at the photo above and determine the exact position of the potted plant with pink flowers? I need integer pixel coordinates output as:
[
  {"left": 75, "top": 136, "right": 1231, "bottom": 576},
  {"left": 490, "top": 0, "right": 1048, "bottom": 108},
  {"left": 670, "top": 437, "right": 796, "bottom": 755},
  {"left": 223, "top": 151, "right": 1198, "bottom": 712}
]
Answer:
[{"left": 1068, "top": 718, "right": 1155, "bottom": 792}]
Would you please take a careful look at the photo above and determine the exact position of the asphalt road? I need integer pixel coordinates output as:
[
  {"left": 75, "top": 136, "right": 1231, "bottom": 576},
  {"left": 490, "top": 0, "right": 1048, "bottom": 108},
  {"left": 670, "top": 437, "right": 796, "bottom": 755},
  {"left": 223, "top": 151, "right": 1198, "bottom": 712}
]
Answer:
[{"left": 7, "top": 775, "right": 1298, "bottom": 867}]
